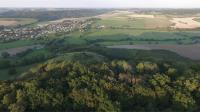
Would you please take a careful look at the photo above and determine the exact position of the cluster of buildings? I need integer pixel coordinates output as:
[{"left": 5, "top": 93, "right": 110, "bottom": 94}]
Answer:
[{"left": 0, "top": 19, "right": 93, "bottom": 41}]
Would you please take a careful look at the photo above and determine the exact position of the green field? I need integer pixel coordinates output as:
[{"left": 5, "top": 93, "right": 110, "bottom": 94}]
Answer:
[
  {"left": 0, "top": 39, "right": 45, "bottom": 50},
  {"left": 94, "top": 17, "right": 171, "bottom": 29},
  {"left": 63, "top": 29, "right": 200, "bottom": 46},
  {"left": 193, "top": 18, "right": 200, "bottom": 22},
  {"left": 0, "top": 64, "right": 37, "bottom": 80}
]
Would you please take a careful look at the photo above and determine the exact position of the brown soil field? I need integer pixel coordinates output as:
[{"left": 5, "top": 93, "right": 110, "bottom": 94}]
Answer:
[
  {"left": 171, "top": 17, "right": 200, "bottom": 29},
  {"left": 107, "top": 44, "right": 200, "bottom": 60},
  {"left": 0, "top": 18, "right": 37, "bottom": 26},
  {"left": 128, "top": 14, "right": 154, "bottom": 18},
  {"left": 0, "top": 20, "right": 18, "bottom": 26}
]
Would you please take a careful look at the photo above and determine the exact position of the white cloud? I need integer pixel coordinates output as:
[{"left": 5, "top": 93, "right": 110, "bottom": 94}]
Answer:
[{"left": 0, "top": 0, "right": 200, "bottom": 8}]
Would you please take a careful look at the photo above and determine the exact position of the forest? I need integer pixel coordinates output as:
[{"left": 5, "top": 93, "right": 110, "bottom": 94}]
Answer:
[{"left": 0, "top": 51, "right": 200, "bottom": 111}]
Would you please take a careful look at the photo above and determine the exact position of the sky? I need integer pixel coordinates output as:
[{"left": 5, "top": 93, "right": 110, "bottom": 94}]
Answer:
[{"left": 0, "top": 0, "right": 200, "bottom": 8}]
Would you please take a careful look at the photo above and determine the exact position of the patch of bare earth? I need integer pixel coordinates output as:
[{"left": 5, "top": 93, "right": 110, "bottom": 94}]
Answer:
[
  {"left": 0, "top": 20, "right": 18, "bottom": 26},
  {"left": 171, "top": 17, "right": 200, "bottom": 29},
  {"left": 97, "top": 11, "right": 154, "bottom": 19},
  {"left": 107, "top": 44, "right": 200, "bottom": 60},
  {"left": 128, "top": 14, "right": 154, "bottom": 18}
]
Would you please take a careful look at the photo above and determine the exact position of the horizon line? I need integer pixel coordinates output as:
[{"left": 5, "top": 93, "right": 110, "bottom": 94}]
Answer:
[{"left": 1, "top": 7, "right": 200, "bottom": 9}]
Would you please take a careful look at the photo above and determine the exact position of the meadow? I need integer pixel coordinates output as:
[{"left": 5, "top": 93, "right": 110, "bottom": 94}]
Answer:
[
  {"left": 108, "top": 44, "right": 200, "bottom": 60},
  {"left": 0, "top": 39, "right": 45, "bottom": 50},
  {"left": 0, "top": 48, "right": 54, "bottom": 80}
]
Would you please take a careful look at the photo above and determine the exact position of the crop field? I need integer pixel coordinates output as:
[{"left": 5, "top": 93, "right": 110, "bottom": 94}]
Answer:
[
  {"left": 0, "top": 18, "right": 37, "bottom": 26},
  {"left": 65, "top": 29, "right": 200, "bottom": 46},
  {"left": 94, "top": 11, "right": 172, "bottom": 29},
  {"left": 94, "top": 10, "right": 200, "bottom": 30},
  {"left": 171, "top": 17, "right": 200, "bottom": 29},
  {"left": 107, "top": 44, "right": 200, "bottom": 60},
  {"left": 0, "top": 20, "right": 17, "bottom": 26}
]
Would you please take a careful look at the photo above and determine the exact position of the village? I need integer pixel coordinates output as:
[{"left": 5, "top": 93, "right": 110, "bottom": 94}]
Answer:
[{"left": 0, "top": 18, "right": 93, "bottom": 41}]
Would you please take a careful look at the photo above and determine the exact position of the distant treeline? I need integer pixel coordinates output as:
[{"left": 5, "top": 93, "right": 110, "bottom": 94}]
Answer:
[
  {"left": 0, "top": 9, "right": 111, "bottom": 21},
  {"left": 130, "top": 8, "right": 200, "bottom": 15}
]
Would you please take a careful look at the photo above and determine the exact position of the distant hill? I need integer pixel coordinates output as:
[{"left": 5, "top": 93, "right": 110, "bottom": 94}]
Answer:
[{"left": 0, "top": 9, "right": 111, "bottom": 21}]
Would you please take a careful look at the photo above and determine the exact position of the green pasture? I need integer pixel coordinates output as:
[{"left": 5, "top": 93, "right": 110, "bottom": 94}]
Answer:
[
  {"left": 0, "top": 40, "right": 44, "bottom": 50},
  {"left": 52, "top": 52, "right": 107, "bottom": 64},
  {"left": 93, "top": 15, "right": 171, "bottom": 29},
  {"left": 63, "top": 29, "right": 200, "bottom": 46},
  {"left": 0, "top": 64, "right": 37, "bottom": 80},
  {"left": 22, "top": 49, "right": 52, "bottom": 59},
  {"left": 0, "top": 40, "right": 36, "bottom": 50}
]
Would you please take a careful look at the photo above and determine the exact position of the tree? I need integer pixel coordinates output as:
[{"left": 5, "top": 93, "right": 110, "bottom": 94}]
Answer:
[
  {"left": 8, "top": 104, "right": 25, "bottom": 112},
  {"left": 166, "top": 68, "right": 177, "bottom": 77},
  {"left": 0, "top": 59, "right": 199, "bottom": 111},
  {"left": 111, "top": 60, "right": 132, "bottom": 74},
  {"left": 8, "top": 68, "right": 17, "bottom": 75},
  {"left": 1, "top": 52, "right": 10, "bottom": 58},
  {"left": 172, "top": 91, "right": 196, "bottom": 111},
  {"left": 2, "top": 94, "right": 15, "bottom": 105},
  {"left": 136, "top": 62, "right": 159, "bottom": 74},
  {"left": 0, "top": 60, "right": 10, "bottom": 69}
]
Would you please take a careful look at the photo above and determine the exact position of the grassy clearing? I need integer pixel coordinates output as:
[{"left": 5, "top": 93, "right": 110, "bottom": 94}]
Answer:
[
  {"left": 64, "top": 37, "right": 87, "bottom": 45},
  {"left": 0, "top": 40, "right": 35, "bottom": 50},
  {"left": 0, "top": 64, "right": 37, "bottom": 80},
  {"left": 22, "top": 49, "right": 52, "bottom": 58},
  {"left": 0, "top": 40, "right": 44, "bottom": 50},
  {"left": 53, "top": 52, "right": 107, "bottom": 65}
]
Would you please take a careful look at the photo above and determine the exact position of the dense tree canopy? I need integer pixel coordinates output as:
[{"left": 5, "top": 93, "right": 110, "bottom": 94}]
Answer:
[{"left": 0, "top": 58, "right": 200, "bottom": 111}]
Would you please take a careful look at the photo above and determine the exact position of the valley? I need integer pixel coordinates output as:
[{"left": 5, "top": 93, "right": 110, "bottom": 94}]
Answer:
[
  {"left": 0, "top": 8, "right": 200, "bottom": 112},
  {"left": 1, "top": 9, "right": 200, "bottom": 79}
]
